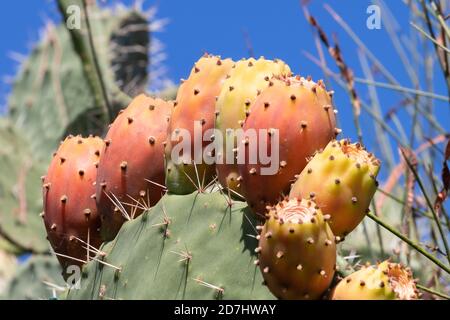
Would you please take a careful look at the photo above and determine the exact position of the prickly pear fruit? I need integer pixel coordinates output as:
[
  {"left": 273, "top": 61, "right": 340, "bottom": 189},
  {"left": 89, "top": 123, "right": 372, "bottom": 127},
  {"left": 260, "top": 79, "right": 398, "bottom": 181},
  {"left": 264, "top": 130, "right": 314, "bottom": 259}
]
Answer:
[
  {"left": 215, "top": 57, "right": 291, "bottom": 193},
  {"left": 257, "top": 198, "right": 336, "bottom": 300},
  {"left": 331, "top": 261, "right": 419, "bottom": 300},
  {"left": 96, "top": 94, "right": 173, "bottom": 241},
  {"left": 42, "top": 135, "right": 103, "bottom": 277},
  {"left": 164, "top": 54, "right": 234, "bottom": 195},
  {"left": 238, "top": 76, "right": 337, "bottom": 216},
  {"left": 289, "top": 139, "right": 380, "bottom": 237}
]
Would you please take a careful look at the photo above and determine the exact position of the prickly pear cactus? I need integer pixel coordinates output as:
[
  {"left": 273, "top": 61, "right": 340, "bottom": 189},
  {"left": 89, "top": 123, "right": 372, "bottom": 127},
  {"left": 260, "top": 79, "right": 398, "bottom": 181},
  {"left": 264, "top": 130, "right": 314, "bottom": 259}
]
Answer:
[
  {"left": 290, "top": 139, "right": 380, "bottom": 237},
  {"left": 330, "top": 260, "right": 419, "bottom": 300},
  {"left": 257, "top": 199, "right": 336, "bottom": 300},
  {"left": 215, "top": 57, "right": 291, "bottom": 194},
  {"left": 0, "top": 120, "right": 49, "bottom": 254},
  {"left": 165, "top": 54, "right": 234, "bottom": 195},
  {"left": 67, "top": 190, "right": 274, "bottom": 299},
  {"left": 2, "top": 255, "right": 65, "bottom": 300},
  {"left": 238, "top": 76, "right": 337, "bottom": 216}
]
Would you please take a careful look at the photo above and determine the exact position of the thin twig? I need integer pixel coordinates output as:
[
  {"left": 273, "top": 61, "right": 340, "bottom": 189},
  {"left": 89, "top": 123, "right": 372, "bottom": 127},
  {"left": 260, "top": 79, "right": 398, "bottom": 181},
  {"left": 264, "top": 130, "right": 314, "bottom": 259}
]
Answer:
[
  {"left": 366, "top": 212, "right": 450, "bottom": 274},
  {"left": 410, "top": 21, "right": 450, "bottom": 54},
  {"left": 401, "top": 148, "right": 450, "bottom": 265},
  {"left": 417, "top": 284, "right": 450, "bottom": 299}
]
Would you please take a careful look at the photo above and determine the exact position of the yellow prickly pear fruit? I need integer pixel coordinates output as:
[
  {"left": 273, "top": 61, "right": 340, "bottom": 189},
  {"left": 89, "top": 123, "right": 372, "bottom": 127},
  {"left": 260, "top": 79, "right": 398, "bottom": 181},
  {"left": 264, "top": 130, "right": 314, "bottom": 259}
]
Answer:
[
  {"left": 289, "top": 139, "right": 381, "bottom": 237},
  {"left": 331, "top": 261, "right": 419, "bottom": 300},
  {"left": 256, "top": 198, "right": 336, "bottom": 300}
]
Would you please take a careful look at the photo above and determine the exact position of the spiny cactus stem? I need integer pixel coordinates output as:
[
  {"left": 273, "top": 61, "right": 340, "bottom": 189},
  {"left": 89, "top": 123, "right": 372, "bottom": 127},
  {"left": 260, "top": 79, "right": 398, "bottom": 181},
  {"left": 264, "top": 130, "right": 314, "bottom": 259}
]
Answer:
[
  {"left": 366, "top": 212, "right": 450, "bottom": 274},
  {"left": 416, "top": 284, "right": 450, "bottom": 300},
  {"left": 81, "top": 0, "right": 112, "bottom": 121},
  {"left": 401, "top": 148, "right": 450, "bottom": 265}
]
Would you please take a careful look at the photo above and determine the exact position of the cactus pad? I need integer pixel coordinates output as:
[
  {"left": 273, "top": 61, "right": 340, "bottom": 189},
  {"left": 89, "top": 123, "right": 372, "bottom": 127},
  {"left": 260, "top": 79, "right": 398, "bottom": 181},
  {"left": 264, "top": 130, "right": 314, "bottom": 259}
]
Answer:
[{"left": 66, "top": 190, "right": 274, "bottom": 299}]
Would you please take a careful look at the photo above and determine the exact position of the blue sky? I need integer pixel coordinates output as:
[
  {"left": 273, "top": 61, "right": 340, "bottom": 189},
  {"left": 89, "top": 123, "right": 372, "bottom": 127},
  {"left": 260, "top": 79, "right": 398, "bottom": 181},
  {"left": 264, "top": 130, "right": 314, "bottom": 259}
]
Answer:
[{"left": 0, "top": 0, "right": 448, "bottom": 155}]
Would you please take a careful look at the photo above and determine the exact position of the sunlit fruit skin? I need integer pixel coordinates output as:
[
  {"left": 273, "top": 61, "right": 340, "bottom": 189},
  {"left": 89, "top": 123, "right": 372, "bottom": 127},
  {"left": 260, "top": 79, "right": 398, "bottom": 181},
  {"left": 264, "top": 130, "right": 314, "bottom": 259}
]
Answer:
[
  {"left": 96, "top": 94, "right": 173, "bottom": 241},
  {"left": 42, "top": 135, "right": 103, "bottom": 276},
  {"left": 165, "top": 54, "right": 234, "bottom": 194},
  {"left": 331, "top": 261, "right": 419, "bottom": 300},
  {"left": 289, "top": 139, "right": 380, "bottom": 237},
  {"left": 215, "top": 57, "right": 292, "bottom": 194},
  {"left": 257, "top": 198, "right": 336, "bottom": 300},
  {"left": 238, "top": 76, "right": 336, "bottom": 217}
]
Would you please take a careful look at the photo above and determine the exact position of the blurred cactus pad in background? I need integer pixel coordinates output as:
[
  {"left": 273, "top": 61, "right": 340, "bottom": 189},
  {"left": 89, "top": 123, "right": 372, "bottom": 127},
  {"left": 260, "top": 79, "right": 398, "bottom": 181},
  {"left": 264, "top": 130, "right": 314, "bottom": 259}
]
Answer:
[{"left": 0, "top": 0, "right": 449, "bottom": 300}]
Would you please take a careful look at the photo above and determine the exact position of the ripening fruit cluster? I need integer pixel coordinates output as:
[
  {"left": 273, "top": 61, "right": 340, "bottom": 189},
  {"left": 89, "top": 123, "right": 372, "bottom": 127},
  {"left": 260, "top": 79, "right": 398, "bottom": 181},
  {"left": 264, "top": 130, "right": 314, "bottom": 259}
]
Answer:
[{"left": 41, "top": 53, "right": 418, "bottom": 299}]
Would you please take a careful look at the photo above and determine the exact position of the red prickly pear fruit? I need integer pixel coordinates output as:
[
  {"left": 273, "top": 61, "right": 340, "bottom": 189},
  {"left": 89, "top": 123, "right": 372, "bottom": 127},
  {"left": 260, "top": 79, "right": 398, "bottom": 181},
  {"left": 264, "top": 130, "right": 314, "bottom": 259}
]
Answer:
[
  {"left": 165, "top": 54, "right": 234, "bottom": 194},
  {"left": 257, "top": 198, "right": 336, "bottom": 300},
  {"left": 237, "top": 76, "right": 337, "bottom": 217},
  {"left": 331, "top": 261, "right": 419, "bottom": 300},
  {"left": 96, "top": 94, "right": 173, "bottom": 241},
  {"left": 289, "top": 139, "right": 381, "bottom": 237},
  {"left": 42, "top": 135, "right": 103, "bottom": 277},
  {"left": 215, "top": 57, "right": 291, "bottom": 194}
]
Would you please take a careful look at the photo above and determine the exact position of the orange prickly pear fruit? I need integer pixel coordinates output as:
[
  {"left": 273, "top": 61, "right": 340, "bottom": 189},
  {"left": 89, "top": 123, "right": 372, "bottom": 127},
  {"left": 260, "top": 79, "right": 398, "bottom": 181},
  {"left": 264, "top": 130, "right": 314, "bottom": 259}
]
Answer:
[
  {"left": 42, "top": 135, "right": 103, "bottom": 277},
  {"left": 215, "top": 57, "right": 291, "bottom": 194},
  {"left": 238, "top": 76, "right": 337, "bottom": 217},
  {"left": 96, "top": 94, "right": 173, "bottom": 241},
  {"left": 165, "top": 54, "right": 234, "bottom": 194}
]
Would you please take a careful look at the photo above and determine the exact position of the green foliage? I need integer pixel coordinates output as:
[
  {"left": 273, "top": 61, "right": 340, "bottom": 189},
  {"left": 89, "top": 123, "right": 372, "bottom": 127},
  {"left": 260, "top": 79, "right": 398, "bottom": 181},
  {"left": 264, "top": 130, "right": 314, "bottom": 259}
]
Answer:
[
  {"left": 67, "top": 191, "right": 274, "bottom": 300},
  {"left": 1, "top": 255, "right": 65, "bottom": 300}
]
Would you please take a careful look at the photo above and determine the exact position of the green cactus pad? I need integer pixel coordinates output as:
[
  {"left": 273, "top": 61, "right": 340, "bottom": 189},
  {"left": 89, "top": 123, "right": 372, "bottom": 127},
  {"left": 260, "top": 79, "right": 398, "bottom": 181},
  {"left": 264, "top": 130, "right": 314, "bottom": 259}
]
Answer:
[
  {"left": 7, "top": 22, "right": 97, "bottom": 160},
  {"left": 67, "top": 190, "right": 274, "bottom": 299}
]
